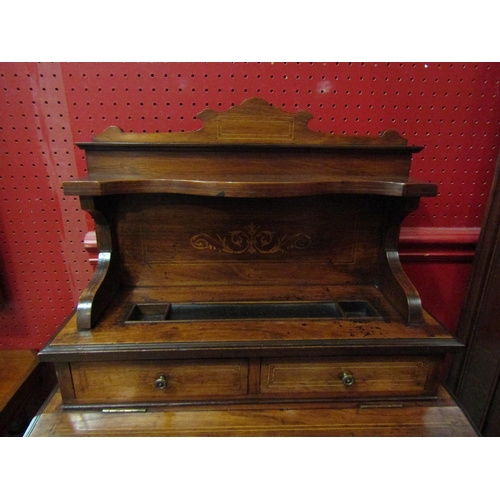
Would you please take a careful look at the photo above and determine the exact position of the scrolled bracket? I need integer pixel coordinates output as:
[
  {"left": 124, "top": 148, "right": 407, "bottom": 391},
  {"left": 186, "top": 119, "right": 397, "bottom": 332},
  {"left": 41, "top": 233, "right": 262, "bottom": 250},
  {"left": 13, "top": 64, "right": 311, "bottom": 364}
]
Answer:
[
  {"left": 377, "top": 197, "right": 424, "bottom": 325},
  {"left": 76, "top": 197, "right": 120, "bottom": 330}
]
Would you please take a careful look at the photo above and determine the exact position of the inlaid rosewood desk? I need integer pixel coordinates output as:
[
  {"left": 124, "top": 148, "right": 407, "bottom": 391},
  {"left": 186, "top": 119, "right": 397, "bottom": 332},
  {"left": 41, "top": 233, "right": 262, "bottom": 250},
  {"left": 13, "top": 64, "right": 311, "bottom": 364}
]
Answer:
[{"left": 35, "top": 98, "right": 472, "bottom": 436}]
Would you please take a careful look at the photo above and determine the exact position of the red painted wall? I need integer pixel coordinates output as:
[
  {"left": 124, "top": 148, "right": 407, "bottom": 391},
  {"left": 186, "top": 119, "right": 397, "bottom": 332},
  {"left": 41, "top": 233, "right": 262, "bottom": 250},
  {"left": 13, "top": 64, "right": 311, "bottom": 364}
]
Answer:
[
  {"left": 399, "top": 227, "right": 480, "bottom": 332},
  {"left": 1, "top": 62, "right": 499, "bottom": 348}
]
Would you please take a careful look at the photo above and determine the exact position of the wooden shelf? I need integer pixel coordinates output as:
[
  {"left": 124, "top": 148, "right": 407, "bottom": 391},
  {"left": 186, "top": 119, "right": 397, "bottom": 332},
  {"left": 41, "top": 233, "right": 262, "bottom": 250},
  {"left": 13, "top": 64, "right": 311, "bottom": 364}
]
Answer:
[{"left": 63, "top": 176, "right": 437, "bottom": 198}]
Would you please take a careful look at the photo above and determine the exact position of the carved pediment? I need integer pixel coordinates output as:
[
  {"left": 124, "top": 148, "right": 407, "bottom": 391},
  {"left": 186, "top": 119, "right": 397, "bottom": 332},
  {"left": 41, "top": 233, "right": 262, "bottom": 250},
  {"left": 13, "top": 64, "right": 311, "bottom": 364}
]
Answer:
[{"left": 91, "top": 98, "right": 409, "bottom": 147}]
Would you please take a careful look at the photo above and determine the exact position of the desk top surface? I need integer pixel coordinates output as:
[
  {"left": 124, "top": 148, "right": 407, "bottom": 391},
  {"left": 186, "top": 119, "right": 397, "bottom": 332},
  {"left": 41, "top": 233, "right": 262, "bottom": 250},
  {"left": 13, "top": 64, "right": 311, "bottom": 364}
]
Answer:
[{"left": 26, "top": 386, "right": 478, "bottom": 437}]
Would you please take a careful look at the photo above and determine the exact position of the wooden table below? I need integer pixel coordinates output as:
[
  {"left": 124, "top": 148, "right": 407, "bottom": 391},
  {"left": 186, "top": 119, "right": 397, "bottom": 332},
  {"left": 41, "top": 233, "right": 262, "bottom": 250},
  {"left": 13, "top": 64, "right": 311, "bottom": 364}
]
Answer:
[{"left": 0, "top": 350, "right": 57, "bottom": 436}]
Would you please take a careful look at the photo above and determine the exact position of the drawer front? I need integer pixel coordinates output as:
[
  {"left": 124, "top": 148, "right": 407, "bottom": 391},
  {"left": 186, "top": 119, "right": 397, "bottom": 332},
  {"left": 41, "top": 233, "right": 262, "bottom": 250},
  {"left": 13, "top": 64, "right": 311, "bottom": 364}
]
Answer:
[
  {"left": 260, "top": 357, "right": 439, "bottom": 398},
  {"left": 71, "top": 359, "right": 248, "bottom": 403}
]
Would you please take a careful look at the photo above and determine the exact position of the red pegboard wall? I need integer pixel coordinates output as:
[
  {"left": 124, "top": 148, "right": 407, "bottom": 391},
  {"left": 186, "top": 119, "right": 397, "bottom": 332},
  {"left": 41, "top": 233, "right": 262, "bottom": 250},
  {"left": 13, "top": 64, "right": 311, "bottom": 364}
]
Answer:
[
  {"left": 0, "top": 63, "right": 93, "bottom": 348},
  {"left": 1, "top": 62, "right": 500, "bottom": 348}
]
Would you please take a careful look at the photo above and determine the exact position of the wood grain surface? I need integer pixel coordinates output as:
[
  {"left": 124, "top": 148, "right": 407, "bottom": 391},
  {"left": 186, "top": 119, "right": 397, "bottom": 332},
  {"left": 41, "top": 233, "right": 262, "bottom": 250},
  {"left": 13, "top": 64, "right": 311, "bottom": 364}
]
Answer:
[
  {"left": 26, "top": 387, "right": 477, "bottom": 437},
  {"left": 0, "top": 350, "right": 38, "bottom": 411}
]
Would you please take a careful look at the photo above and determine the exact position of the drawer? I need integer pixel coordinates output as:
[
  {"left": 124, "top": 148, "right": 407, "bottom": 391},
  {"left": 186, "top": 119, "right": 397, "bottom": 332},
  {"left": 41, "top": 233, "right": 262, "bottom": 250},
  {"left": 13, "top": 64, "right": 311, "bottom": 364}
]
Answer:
[
  {"left": 260, "top": 356, "right": 440, "bottom": 398},
  {"left": 70, "top": 359, "right": 248, "bottom": 404}
]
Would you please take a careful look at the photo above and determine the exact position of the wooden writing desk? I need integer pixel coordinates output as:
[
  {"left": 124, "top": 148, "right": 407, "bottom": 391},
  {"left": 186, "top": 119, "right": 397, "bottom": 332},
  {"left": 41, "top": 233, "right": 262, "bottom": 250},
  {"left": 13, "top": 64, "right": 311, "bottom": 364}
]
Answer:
[{"left": 34, "top": 99, "right": 472, "bottom": 436}]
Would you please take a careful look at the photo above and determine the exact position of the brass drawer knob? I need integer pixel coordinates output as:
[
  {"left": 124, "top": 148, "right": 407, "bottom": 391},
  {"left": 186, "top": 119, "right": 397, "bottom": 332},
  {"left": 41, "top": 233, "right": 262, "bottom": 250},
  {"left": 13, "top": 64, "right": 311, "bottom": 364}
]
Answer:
[
  {"left": 154, "top": 374, "right": 168, "bottom": 390},
  {"left": 340, "top": 370, "right": 355, "bottom": 387}
]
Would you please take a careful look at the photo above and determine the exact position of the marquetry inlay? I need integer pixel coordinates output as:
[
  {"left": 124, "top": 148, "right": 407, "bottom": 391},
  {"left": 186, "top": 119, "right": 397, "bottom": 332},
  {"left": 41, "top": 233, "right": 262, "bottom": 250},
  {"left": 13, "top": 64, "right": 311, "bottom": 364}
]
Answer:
[
  {"left": 190, "top": 223, "right": 311, "bottom": 255},
  {"left": 216, "top": 117, "right": 295, "bottom": 141}
]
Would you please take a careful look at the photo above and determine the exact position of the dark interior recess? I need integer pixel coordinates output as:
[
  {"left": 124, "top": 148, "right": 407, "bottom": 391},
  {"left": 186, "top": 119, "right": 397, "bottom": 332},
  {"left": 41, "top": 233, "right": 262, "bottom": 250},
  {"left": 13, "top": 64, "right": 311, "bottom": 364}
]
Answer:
[{"left": 125, "top": 300, "right": 381, "bottom": 323}]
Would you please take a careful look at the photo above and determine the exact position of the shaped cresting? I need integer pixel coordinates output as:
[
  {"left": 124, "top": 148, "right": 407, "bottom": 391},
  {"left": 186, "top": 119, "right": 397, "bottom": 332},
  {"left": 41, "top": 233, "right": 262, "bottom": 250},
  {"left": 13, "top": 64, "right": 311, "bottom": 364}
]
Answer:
[{"left": 64, "top": 98, "right": 437, "bottom": 330}]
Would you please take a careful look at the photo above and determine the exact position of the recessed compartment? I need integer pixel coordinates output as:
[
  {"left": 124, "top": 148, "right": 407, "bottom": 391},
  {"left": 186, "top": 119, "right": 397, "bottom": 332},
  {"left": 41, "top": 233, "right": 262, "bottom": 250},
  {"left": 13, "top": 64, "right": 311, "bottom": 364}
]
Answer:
[
  {"left": 125, "top": 303, "right": 171, "bottom": 323},
  {"left": 125, "top": 300, "right": 381, "bottom": 323},
  {"left": 337, "top": 301, "right": 379, "bottom": 318},
  {"left": 166, "top": 302, "right": 344, "bottom": 321}
]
